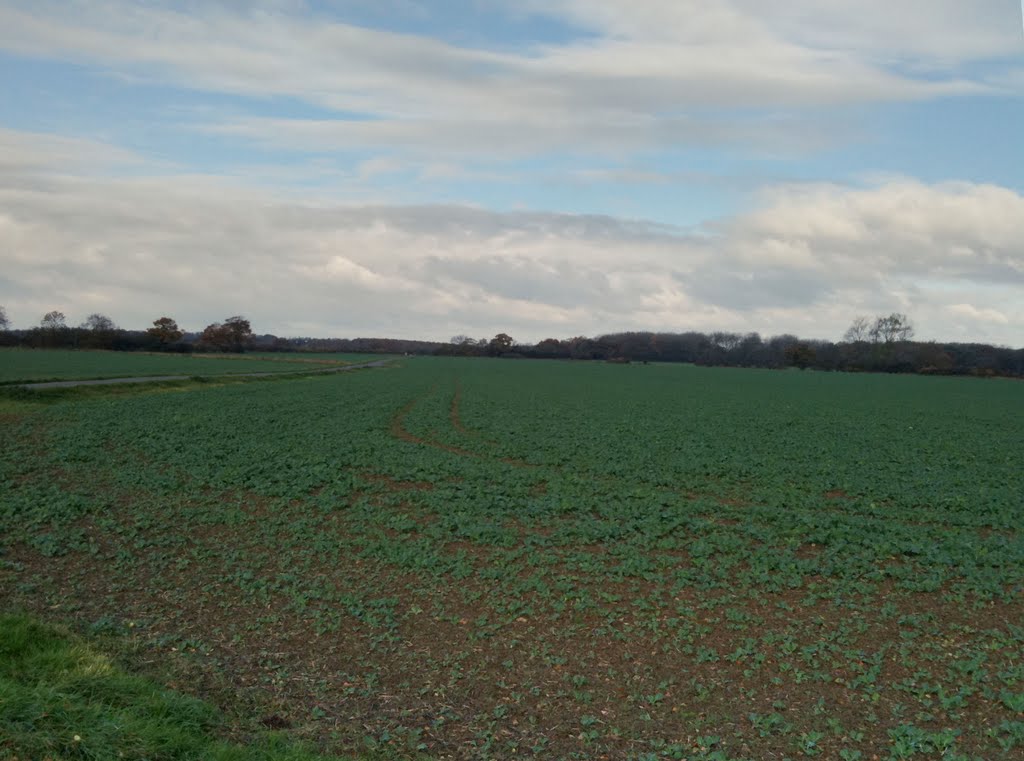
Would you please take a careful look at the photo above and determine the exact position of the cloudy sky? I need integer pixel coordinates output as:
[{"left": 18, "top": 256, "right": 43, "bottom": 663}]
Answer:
[{"left": 1, "top": 0, "right": 1022, "bottom": 344}]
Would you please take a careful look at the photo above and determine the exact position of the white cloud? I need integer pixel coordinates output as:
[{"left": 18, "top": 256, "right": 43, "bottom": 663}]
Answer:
[
  {"left": 0, "top": 0, "right": 1015, "bottom": 161},
  {"left": 948, "top": 303, "right": 1011, "bottom": 325},
  {"left": 533, "top": 0, "right": 1022, "bottom": 63},
  {"left": 735, "top": 0, "right": 1022, "bottom": 64},
  {"left": 0, "top": 127, "right": 144, "bottom": 175},
  {"left": 355, "top": 157, "right": 407, "bottom": 181},
  {"left": 1, "top": 129, "right": 1023, "bottom": 345},
  {"left": 729, "top": 180, "right": 1024, "bottom": 284}
]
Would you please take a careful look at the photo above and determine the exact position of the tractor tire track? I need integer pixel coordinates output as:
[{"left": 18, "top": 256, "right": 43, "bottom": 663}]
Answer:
[
  {"left": 390, "top": 384, "right": 480, "bottom": 458},
  {"left": 450, "top": 377, "right": 498, "bottom": 447},
  {"left": 391, "top": 379, "right": 535, "bottom": 467}
]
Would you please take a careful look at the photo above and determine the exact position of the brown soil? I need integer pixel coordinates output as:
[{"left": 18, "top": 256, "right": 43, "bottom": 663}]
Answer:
[
  {"left": 359, "top": 472, "right": 434, "bottom": 492},
  {"left": 824, "top": 489, "right": 854, "bottom": 500},
  {"left": 450, "top": 378, "right": 469, "bottom": 436},
  {"left": 8, "top": 534, "right": 1020, "bottom": 760}
]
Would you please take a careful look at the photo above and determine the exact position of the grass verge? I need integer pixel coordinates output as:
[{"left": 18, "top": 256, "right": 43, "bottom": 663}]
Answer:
[
  {"left": 0, "top": 364, "right": 389, "bottom": 406},
  {"left": 0, "top": 613, "right": 382, "bottom": 761}
]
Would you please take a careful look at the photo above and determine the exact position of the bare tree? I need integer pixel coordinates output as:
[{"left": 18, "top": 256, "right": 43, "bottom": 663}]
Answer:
[
  {"left": 38, "top": 310, "right": 69, "bottom": 347},
  {"left": 81, "top": 313, "right": 117, "bottom": 332},
  {"left": 843, "top": 316, "right": 871, "bottom": 343},
  {"left": 40, "top": 311, "right": 67, "bottom": 331},
  {"left": 711, "top": 331, "right": 742, "bottom": 351},
  {"left": 870, "top": 313, "right": 914, "bottom": 344},
  {"left": 0, "top": 305, "right": 9, "bottom": 331}
]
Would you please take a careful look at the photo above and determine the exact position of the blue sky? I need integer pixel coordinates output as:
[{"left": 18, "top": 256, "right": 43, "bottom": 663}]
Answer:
[{"left": 0, "top": 0, "right": 1022, "bottom": 343}]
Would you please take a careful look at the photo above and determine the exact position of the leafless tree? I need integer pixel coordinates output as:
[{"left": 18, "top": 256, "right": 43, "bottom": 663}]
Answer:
[
  {"left": 81, "top": 313, "right": 117, "bottom": 332},
  {"left": 869, "top": 313, "right": 914, "bottom": 344},
  {"left": 843, "top": 316, "right": 871, "bottom": 342},
  {"left": 711, "top": 331, "right": 743, "bottom": 351},
  {"left": 40, "top": 310, "right": 67, "bottom": 331}
]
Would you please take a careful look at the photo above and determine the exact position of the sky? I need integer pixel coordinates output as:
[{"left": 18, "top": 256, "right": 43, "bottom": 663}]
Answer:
[{"left": 0, "top": 0, "right": 1023, "bottom": 345}]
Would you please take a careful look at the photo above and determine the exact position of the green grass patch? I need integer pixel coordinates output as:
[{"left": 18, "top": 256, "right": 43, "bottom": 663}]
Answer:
[
  {"left": 0, "top": 613, "right": 372, "bottom": 760},
  {"left": 0, "top": 365, "right": 385, "bottom": 406},
  {"left": 241, "top": 352, "right": 392, "bottom": 363},
  {"left": 0, "top": 349, "right": 346, "bottom": 384}
]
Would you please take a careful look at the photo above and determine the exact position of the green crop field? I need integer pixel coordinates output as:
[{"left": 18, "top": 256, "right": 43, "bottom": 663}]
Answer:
[
  {"left": 0, "top": 349, "right": 367, "bottom": 384},
  {"left": 243, "top": 352, "right": 393, "bottom": 363},
  {"left": 1, "top": 358, "right": 1023, "bottom": 760}
]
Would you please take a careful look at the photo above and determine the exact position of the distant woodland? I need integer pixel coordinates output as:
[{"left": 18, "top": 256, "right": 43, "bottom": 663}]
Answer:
[{"left": 1, "top": 307, "right": 1021, "bottom": 378}]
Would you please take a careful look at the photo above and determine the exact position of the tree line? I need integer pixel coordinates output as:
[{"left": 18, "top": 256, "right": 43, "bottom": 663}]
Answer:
[
  {"left": 0, "top": 308, "right": 443, "bottom": 356},
  {"left": 439, "top": 314, "right": 1024, "bottom": 378},
  {"left": 1, "top": 306, "right": 1021, "bottom": 378},
  {"left": 0, "top": 309, "right": 257, "bottom": 354}
]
